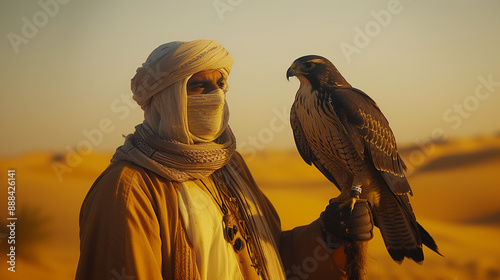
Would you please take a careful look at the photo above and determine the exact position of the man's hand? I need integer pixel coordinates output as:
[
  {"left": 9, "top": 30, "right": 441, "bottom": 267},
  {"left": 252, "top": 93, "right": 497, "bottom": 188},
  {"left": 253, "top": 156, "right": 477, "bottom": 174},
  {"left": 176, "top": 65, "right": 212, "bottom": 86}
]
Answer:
[{"left": 321, "top": 200, "right": 374, "bottom": 242}]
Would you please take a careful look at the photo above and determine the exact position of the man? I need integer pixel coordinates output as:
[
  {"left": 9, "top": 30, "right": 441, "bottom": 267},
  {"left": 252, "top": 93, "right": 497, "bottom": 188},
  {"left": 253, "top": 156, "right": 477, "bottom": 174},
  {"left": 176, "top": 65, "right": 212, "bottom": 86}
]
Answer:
[{"left": 75, "top": 39, "right": 373, "bottom": 280}]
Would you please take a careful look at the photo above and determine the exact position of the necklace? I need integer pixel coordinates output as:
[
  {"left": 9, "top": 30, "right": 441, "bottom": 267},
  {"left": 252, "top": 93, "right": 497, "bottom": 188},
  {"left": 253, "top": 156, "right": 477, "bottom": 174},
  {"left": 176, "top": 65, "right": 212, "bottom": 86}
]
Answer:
[
  {"left": 199, "top": 174, "right": 246, "bottom": 252},
  {"left": 202, "top": 170, "right": 267, "bottom": 278}
]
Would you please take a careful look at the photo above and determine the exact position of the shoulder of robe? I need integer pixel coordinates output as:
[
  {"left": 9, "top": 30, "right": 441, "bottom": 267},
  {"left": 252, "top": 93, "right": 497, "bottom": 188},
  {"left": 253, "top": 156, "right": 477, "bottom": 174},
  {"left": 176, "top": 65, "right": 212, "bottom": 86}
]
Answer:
[{"left": 87, "top": 160, "right": 179, "bottom": 205}]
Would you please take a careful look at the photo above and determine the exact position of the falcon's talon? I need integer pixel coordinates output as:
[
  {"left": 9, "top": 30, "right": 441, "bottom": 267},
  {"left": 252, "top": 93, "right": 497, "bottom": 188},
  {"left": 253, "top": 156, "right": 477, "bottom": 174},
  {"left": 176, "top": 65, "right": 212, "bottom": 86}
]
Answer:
[{"left": 339, "top": 197, "right": 358, "bottom": 213}]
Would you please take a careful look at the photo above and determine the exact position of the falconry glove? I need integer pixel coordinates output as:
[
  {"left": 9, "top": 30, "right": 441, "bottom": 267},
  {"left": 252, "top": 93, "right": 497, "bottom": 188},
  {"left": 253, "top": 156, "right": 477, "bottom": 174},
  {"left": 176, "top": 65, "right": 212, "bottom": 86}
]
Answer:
[{"left": 321, "top": 200, "right": 374, "bottom": 244}]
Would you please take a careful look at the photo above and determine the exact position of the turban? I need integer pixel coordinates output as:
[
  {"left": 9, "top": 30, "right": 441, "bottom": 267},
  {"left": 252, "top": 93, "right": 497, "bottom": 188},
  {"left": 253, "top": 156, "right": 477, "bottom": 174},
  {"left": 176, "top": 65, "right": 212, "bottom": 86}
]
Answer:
[{"left": 131, "top": 39, "right": 233, "bottom": 109}]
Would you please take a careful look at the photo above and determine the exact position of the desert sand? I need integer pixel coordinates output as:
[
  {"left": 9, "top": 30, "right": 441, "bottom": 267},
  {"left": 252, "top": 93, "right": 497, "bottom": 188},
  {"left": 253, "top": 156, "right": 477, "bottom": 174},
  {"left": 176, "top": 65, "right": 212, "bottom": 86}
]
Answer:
[{"left": 1, "top": 135, "right": 500, "bottom": 280}]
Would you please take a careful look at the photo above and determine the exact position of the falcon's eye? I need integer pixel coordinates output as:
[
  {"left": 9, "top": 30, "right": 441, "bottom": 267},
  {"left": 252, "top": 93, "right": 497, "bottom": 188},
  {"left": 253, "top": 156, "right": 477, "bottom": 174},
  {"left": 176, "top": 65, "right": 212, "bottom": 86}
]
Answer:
[{"left": 303, "top": 62, "right": 314, "bottom": 71}]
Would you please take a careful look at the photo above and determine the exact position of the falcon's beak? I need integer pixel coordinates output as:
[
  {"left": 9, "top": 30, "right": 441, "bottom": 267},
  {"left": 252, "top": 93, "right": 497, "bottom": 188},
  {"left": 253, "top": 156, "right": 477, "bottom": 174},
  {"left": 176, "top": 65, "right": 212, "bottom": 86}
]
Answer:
[{"left": 286, "top": 64, "right": 296, "bottom": 81}]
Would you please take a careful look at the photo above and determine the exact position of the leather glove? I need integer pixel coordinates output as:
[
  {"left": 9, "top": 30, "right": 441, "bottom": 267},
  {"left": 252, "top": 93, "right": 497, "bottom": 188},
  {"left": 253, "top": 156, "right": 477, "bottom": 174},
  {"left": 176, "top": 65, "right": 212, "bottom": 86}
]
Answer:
[{"left": 321, "top": 200, "right": 374, "bottom": 242}]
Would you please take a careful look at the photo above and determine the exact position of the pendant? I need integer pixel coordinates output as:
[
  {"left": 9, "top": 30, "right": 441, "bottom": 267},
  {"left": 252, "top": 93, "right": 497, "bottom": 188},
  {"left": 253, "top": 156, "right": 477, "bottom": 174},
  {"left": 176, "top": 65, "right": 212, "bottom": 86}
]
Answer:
[{"left": 223, "top": 213, "right": 244, "bottom": 252}]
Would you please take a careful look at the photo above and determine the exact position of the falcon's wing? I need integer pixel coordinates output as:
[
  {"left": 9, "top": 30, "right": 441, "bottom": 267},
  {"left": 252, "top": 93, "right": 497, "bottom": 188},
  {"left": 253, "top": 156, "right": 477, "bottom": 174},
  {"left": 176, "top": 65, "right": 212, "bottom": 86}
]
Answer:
[{"left": 329, "top": 87, "right": 412, "bottom": 195}]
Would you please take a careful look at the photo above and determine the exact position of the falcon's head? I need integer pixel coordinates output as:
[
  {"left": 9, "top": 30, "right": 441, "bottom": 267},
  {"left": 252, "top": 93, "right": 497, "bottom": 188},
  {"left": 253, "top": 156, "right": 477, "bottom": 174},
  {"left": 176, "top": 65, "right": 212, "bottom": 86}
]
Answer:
[{"left": 286, "top": 55, "right": 351, "bottom": 89}]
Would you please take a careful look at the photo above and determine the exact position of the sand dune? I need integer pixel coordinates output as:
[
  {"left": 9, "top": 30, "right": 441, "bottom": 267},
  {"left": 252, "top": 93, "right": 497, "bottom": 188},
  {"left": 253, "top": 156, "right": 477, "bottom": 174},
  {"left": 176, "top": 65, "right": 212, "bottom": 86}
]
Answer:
[
  {"left": 414, "top": 146, "right": 500, "bottom": 174},
  {"left": 1, "top": 135, "right": 499, "bottom": 279},
  {"left": 467, "top": 211, "right": 500, "bottom": 226}
]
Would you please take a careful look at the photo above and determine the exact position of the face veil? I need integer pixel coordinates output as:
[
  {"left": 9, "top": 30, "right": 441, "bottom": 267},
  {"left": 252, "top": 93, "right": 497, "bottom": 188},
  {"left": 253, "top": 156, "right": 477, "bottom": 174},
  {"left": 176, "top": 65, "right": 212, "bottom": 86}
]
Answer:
[{"left": 186, "top": 89, "right": 229, "bottom": 143}]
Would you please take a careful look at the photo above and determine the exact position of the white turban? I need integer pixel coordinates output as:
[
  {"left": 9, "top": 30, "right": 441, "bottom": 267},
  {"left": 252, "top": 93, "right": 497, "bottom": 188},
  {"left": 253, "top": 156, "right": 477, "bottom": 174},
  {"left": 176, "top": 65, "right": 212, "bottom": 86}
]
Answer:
[{"left": 130, "top": 40, "right": 234, "bottom": 144}]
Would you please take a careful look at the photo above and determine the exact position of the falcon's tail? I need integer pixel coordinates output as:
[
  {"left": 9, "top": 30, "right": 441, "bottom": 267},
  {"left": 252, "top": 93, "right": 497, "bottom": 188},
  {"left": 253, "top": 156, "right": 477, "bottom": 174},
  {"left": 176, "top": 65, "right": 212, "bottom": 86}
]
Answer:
[
  {"left": 417, "top": 221, "right": 442, "bottom": 257},
  {"left": 372, "top": 188, "right": 441, "bottom": 263}
]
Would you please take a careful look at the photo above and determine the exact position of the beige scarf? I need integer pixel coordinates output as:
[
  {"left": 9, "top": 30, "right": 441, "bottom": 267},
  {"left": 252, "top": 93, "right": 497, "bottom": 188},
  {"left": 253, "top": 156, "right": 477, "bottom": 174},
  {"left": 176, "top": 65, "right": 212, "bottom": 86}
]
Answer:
[{"left": 112, "top": 122, "right": 236, "bottom": 182}]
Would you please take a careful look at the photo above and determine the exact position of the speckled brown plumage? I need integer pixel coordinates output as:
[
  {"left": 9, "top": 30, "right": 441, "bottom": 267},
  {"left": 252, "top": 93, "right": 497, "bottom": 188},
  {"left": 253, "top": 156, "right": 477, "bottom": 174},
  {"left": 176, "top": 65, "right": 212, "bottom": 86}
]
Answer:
[{"left": 287, "top": 55, "right": 440, "bottom": 264}]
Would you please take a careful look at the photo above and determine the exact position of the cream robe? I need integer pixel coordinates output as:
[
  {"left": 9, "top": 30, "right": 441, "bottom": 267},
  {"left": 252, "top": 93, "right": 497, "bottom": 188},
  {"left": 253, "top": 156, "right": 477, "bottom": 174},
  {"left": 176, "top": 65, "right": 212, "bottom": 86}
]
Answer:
[{"left": 76, "top": 152, "right": 347, "bottom": 280}]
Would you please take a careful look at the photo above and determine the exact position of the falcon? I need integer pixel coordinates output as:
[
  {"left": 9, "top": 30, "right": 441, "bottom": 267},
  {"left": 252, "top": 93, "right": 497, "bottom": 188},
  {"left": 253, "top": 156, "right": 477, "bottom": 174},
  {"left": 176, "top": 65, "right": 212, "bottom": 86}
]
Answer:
[{"left": 286, "top": 55, "right": 440, "bottom": 263}]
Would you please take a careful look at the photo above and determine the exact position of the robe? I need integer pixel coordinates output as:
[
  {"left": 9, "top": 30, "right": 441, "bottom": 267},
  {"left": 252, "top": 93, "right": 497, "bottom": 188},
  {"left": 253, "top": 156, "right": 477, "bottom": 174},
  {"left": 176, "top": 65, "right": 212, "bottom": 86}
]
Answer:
[{"left": 75, "top": 152, "right": 347, "bottom": 279}]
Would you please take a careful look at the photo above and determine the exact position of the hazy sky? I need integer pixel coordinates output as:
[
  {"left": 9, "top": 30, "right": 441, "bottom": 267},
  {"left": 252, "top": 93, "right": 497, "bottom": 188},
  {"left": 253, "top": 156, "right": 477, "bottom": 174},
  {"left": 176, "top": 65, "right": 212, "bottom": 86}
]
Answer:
[{"left": 1, "top": 0, "right": 500, "bottom": 157}]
